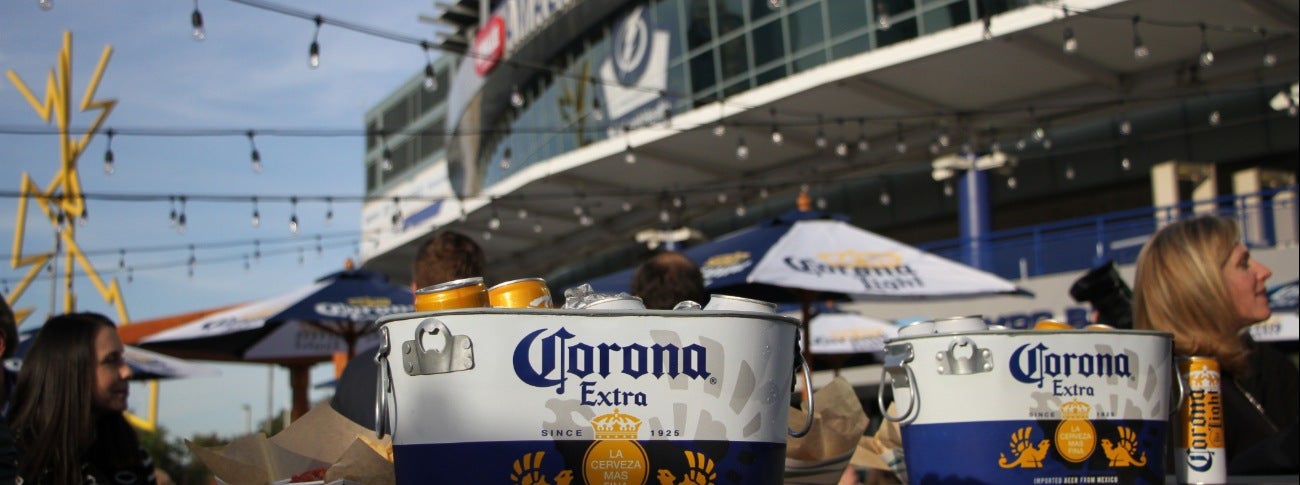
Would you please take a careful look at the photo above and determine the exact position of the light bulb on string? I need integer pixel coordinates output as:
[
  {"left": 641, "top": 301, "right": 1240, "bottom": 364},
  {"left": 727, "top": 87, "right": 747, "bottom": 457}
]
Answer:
[
  {"left": 760, "top": 188, "right": 769, "bottom": 199},
  {"left": 510, "top": 85, "right": 525, "bottom": 108},
  {"left": 1062, "top": 26, "right": 1077, "bottom": 54},
  {"left": 1065, "top": 164, "right": 1076, "bottom": 180},
  {"left": 168, "top": 196, "right": 178, "bottom": 227},
  {"left": 325, "top": 197, "right": 334, "bottom": 225},
  {"left": 815, "top": 115, "right": 827, "bottom": 148},
  {"left": 103, "top": 128, "right": 115, "bottom": 174},
  {"left": 1007, "top": 176, "right": 1018, "bottom": 189},
  {"left": 621, "top": 200, "right": 632, "bottom": 212},
  {"left": 1261, "top": 30, "right": 1277, "bottom": 67},
  {"left": 421, "top": 41, "right": 437, "bottom": 91},
  {"left": 834, "top": 119, "right": 848, "bottom": 157},
  {"left": 1208, "top": 109, "right": 1221, "bottom": 127},
  {"left": 532, "top": 223, "right": 543, "bottom": 234},
  {"left": 624, "top": 143, "right": 636, "bottom": 164},
  {"left": 289, "top": 196, "right": 300, "bottom": 234},
  {"left": 591, "top": 94, "right": 603, "bottom": 121},
  {"left": 658, "top": 209, "right": 670, "bottom": 223},
  {"left": 187, "top": 245, "right": 196, "bottom": 278},
  {"left": 982, "top": 17, "right": 993, "bottom": 41},
  {"left": 482, "top": 230, "right": 492, "bottom": 241},
  {"left": 879, "top": 190, "right": 891, "bottom": 206},
  {"left": 736, "top": 135, "right": 749, "bottom": 160},
  {"left": 857, "top": 118, "right": 869, "bottom": 152},
  {"left": 39, "top": 0, "right": 52, "bottom": 11},
  {"left": 79, "top": 204, "right": 88, "bottom": 226},
  {"left": 894, "top": 122, "right": 907, "bottom": 154},
  {"left": 298, "top": 247, "right": 305, "bottom": 266},
  {"left": 118, "top": 249, "right": 127, "bottom": 271},
  {"left": 1121, "top": 157, "right": 1132, "bottom": 171},
  {"left": 315, "top": 235, "right": 323, "bottom": 256},
  {"left": 243, "top": 254, "right": 251, "bottom": 271},
  {"left": 127, "top": 267, "right": 133, "bottom": 284},
  {"left": 251, "top": 197, "right": 261, "bottom": 228},
  {"left": 517, "top": 208, "right": 528, "bottom": 220},
  {"left": 816, "top": 197, "right": 828, "bottom": 210},
  {"left": 1131, "top": 16, "right": 1149, "bottom": 61},
  {"left": 308, "top": 16, "right": 322, "bottom": 69},
  {"left": 501, "top": 146, "right": 512, "bottom": 170},
  {"left": 943, "top": 180, "right": 954, "bottom": 196},
  {"left": 191, "top": 0, "right": 205, "bottom": 41},
  {"left": 176, "top": 196, "right": 188, "bottom": 234},
  {"left": 254, "top": 240, "right": 262, "bottom": 262},
  {"left": 488, "top": 208, "right": 501, "bottom": 230},
  {"left": 713, "top": 99, "right": 727, "bottom": 136},
  {"left": 1119, "top": 115, "right": 1132, "bottom": 136},
  {"left": 248, "top": 130, "right": 262, "bottom": 173},
  {"left": 875, "top": 1, "right": 890, "bottom": 30},
  {"left": 716, "top": 193, "right": 728, "bottom": 204},
  {"left": 770, "top": 108, "right": 783, "bottom": 145},
  {"left": 672, "top": 196, "right": 683, "bottom": 209},
  {"left": 1198, "top": 23, "right": 1214, "bottom": 67}
]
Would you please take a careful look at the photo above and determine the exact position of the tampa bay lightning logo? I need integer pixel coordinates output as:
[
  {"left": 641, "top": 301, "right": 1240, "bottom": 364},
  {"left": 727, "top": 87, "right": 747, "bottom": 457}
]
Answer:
[{"left": 611, "top": 6, "right": 652, "bottom": 86}]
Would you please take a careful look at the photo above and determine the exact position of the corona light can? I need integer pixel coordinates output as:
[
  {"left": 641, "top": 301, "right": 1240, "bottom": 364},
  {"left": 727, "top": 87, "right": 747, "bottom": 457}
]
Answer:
[
  {"left": 488, "top": 277, "right": 553, "bottom": 309},
  {"left": 414, "top": 277, "right": 488, "bottom": 312},
  {"left": 1176, "top": 356, "right": 1226, "bottom": 484}
]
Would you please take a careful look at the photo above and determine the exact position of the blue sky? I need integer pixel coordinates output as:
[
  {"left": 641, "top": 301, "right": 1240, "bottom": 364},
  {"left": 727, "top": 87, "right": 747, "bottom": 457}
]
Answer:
[{"left": 1, "top": 0, "right": 436, "bottom": 439}]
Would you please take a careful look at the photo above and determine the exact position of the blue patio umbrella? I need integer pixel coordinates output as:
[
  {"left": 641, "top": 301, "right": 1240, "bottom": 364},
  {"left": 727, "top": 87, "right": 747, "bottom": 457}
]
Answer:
[{"left": 136, "top": 268, "right": 413, "bottom": 419}]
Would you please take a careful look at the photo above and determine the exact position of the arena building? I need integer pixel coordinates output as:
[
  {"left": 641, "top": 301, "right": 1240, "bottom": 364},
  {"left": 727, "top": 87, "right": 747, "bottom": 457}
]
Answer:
[{"left": 357, "top": 0, "right": 1297, "bottom": 307}]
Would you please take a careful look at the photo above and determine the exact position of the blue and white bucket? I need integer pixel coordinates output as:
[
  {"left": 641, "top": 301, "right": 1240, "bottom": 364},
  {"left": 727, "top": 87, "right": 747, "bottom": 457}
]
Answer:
[
  {"left": 376, "top": 307, "right": 810, "bottom": 484},
  {"left": 878, "top": 329, "right": 1173, "bottom": 484}
]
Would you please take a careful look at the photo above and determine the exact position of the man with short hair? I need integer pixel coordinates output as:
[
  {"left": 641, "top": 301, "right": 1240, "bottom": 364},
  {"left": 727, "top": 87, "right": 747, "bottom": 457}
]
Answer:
[
  {"left": 630, "top": 251, "right": 707, "bottom": 310},
  {"left": 330, "top": 231, "right": 484, "bottom": 428}
]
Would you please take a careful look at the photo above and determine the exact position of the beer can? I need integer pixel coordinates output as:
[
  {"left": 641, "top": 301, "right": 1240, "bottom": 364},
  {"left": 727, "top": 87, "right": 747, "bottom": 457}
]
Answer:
[
  {"left": 414, "top": 277, "right": 488, "bottom": 312},
  {"left": 932, "top": 315, "right": 986, "bottom": 333},
  {"left": 1032, "top": 319, "right": 1074, "bottom": 330},
  {"left": 1176, "top": 356, "right": 1226, "bottom": 484},
  {"left": 487, "top": 277, "right": 554, "bottom": 309}
]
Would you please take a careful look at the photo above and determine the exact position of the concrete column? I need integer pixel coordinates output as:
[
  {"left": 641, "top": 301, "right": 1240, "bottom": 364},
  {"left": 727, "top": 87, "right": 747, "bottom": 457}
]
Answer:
[
  {"left": 1234, "top": 168, "right": 1299, "bottom": 247},
  {"left": 1150, "top": 161, "right": 1216, "bottom": 227},
  {"left": 958, "top": 158, "right": 991, "bottom": 270}
]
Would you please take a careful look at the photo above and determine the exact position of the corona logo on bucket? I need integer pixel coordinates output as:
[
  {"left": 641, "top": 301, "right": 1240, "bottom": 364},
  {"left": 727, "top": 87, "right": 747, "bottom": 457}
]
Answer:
[
  {"left": 582, "top": 409, "right": 649, "bottom": 483},
  {"left": 1054, "top": 400, "right": 1096, "bottom": 463},
  {"left": 1008, "top": 342, "right": 1133, "bottom": 394},
  {"left": 512, "top": 327, "right": 711, "bottom": 399}
]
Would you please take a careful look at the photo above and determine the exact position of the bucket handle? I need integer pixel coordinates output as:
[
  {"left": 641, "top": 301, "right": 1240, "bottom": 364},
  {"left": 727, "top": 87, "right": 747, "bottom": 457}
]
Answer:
[
  {"left": 375, "top": 326, "right": 393, "bottom": 439},
  {"left": 1170, "top": 363, "right": 1187, "bottom": 417},
  {"left": 878, "top": 343, "right": 918, "bottom": 424},
  {"left": 788, "top": 351, "right": 815, "bottom": 438}
]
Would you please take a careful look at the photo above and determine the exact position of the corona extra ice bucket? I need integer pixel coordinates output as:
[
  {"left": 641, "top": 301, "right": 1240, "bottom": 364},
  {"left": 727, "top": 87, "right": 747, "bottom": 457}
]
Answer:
[
  {"left": 375, "top": 307, "right": 808, "bottom": 484},
  {"left": 878, "top": 329, "right": 1173, "bottom": 484}
]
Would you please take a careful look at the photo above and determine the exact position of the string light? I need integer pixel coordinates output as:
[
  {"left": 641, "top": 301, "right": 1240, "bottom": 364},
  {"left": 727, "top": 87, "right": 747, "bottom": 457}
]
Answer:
[
  {"left": 894, "top": 122, "right": 907, "bottom": 154},
  {"left": 510, "top": 85, "right": 525, "bottom": 108},
  {"left": 736, "top": 134, "right": 749, "bottom": 160},
  {"left": 517, "top": 208, "right": 528, "bottom": 220},
  {"left": 390, "top": 197, "right": 402, "bottom": 228},
  {"left": 176, "top": 196, "right": 188, "bottom": 233},
  {"left": 247, "top": 130, "right": 262, "bottom": 173},
  {"left": 624, "top": 142, "right": 636, "bottom": 164},
  {"left": 289, "top": 196, "right": 299, "bottom": 234},
  {"left": 254, "top": 239, "right": 262, "bottom": 262},
  {"left": 1119, "top": 114, "right": 1132, "bottom": 136},
  {"left": 168, "top": 196, "right": 178, "bottom": 227},
  {"left": 1260, "top": 30, "right": 1277, "bottom": 67},
  {"left": 982, "top": 16, "right": 993, "bottom": 41},
  {"left": 1131, "top": 16, "right": 1149, "bottom": 61},
  {"left": 187, "top": 244, "right": 196, "bottom": 278},
  {"left": 251, "top": 196, "right": 261, "bottom": 228},
  {"left": 857, "top": 118, "right": 869, "bottom": 152},
  {"left": 501, "top": 146, "right": 512, "bottom": 169},
  {"left": 39, "top": 0, "right": 52, "bottom": 11},
  {"left": 103, "top": 128, "right": 115, "bottom": 174},
  {"left": 1121, "top": 157, "right": 1132, "bottom": 171},
  {"left": 621, "top": 200, "right": 632, "bottom": 212},
  {"left": 1065, "top": 163, "right": 1076, "bottom": 180},
  {"left": 421, "top": 41, "right": 438, "bottom": 92},
  {"left": 308, "top": 15, "right": 322, "bottom": 69},
  {"left": 191, "top": 0, "right": 206, "bottom": 41},
  {"left": 1062, "top": 8, "right": 1078, "bottom": 54},
  {"left": 876, "top": 1, "right": 891, "bottom": 30},
  {"left": 879, "top": 190, "right": 891, "bottom": 206},
  {"left": 325, "top": 196, "right": 333, "bottom": 225},
  {"left": 770, "top": 108, "right": 784, "bottom": 145},
  {"left": 815, "top": 115, "right": 828, "bottom": 148},
  {"left": 712, "top": 97, "right": 727, "bottom": 137},
  {"left": 768, "top": 0, "right": 782, "bottom": 9},
  {"left": 1198, "top": 23, "right": 1214, "bottom": 67},
  {"left": 488, "top": 206, "right": 501, "bottom": 230},
  {"left": 834, "top": 119, "right": 848, "bottom": 158},
  {"left": 591, "top": 93, "right": 603, "bottom": 121},
  {"left": 118, "top": 249, "right": 127, "bottom": 270},
  {"left": 380, "top": 134, "right": 393, "bottom": 172},
  {"left": 1208, "top": 109, "right": 1222, "bottom": 127}
]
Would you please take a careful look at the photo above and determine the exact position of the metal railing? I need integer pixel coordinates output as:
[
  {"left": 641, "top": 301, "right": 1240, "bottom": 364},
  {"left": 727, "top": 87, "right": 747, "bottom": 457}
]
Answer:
[{"left": 916, "top": 186, "right": 1299, "bottom": 280}]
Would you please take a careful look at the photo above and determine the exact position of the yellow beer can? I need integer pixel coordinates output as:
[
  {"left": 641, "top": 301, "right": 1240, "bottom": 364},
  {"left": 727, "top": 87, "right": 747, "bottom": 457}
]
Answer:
[
  {"left": 488, "top": 277, "right": 554, "bottom": 309},
  {"left": 1176, "top": 356, "right": 1226, "bottom": 484},
  {"left": 1032, "top": 319, "right": 1074, "bottom": 330},
  {"left": 414, "top": 277, "right": 488, "bottom": 312}
]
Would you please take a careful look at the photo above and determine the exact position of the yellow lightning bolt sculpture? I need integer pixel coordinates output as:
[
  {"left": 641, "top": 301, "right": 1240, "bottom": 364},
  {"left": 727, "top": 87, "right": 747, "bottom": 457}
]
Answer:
[{"left": 7, "top": 31, "right": 158, "bottom": 432}]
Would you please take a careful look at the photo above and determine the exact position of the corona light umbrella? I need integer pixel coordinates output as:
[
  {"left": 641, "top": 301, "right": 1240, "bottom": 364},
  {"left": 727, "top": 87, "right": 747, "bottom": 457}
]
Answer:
[
  {"left": 136, "top": 268, "right": 413, "bottom": 419},
  {"left": 587, "top": 193, "right": 1027, "bottom": 364}
]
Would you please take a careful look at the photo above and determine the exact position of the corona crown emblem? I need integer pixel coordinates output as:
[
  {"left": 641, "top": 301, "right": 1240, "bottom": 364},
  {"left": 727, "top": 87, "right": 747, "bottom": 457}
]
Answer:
[
  {"left": 592, "top": 408, "right": 642, "bottom": 440},
  {"left": 1060, "top": 399, "right": 1091, "bottom": 420}
]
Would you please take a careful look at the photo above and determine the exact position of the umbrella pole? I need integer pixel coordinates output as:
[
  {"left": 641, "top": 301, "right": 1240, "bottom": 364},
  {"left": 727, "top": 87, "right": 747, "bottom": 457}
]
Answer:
[
  {"left": 288, "top": 363, "right": 310, "bottom": 421},
  {"left": 799, "top": 290, "right": 814, "bottom": 374}
]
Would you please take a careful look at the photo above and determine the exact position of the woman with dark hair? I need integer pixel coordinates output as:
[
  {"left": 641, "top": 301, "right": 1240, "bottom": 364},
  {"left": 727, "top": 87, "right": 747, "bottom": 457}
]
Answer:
[
  {"left": 7, "top": 312, "right": 156, "bottom": 484},
  {"left": 1133, "top": 215, "right": 1298, "bottom": 474}
]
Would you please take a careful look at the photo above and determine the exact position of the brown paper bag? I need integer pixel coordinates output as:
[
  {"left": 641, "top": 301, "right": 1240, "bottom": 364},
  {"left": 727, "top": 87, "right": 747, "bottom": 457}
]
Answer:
[{"left": 786, "top": 376, "right": 870, "bottom": 461}]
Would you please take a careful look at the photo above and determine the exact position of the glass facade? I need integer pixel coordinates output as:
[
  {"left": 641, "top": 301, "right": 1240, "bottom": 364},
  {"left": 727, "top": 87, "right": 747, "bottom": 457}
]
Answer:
[{"left": 477, "top": 0, "right": 1003, "bottom": 190}]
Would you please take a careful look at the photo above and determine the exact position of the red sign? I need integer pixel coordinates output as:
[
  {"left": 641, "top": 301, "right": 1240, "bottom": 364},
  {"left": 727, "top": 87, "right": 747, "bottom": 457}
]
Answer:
[{"left": 473, "top": 16, "right": 506, "bottom": 76}]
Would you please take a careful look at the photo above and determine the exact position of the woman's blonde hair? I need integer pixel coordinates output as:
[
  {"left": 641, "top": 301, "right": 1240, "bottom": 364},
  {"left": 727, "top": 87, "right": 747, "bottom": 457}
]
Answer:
[{"left": 1132, "top": 216, "right": 1248, "bottom": 372}]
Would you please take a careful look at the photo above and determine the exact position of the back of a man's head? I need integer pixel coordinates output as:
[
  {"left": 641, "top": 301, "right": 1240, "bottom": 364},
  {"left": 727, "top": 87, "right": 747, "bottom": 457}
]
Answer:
[
  {"left": 412, "top": 231, "right": 485, "bottom": 289},
  {"left": 631, "top": 251, "right": 707, "bottom": 310}
]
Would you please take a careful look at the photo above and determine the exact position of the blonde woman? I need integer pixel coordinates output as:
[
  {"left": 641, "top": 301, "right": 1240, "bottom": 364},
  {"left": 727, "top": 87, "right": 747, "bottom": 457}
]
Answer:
[{"left": 1133, "top": 215, "right": 1297, "bottom": 474}]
